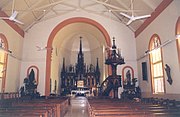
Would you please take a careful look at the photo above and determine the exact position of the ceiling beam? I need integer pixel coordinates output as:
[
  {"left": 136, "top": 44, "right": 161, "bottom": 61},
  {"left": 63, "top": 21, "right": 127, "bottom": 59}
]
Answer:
[
  {"left": 135, "top": 0, "right": 174, "bottom": 38},
  {"left": 83, "top": 9, "right": 120, "bottom": 22},
  {"left": 0, "top": 0, "right": 12, "bottom": 10},
  {"left": 19, "top": 0, "right": 46, "bottom": 20},
  {"left": 33, "top": 0, "right": 68, "bottom": 11},
  {"left": 59, "top": 3, "right": 77, "bottom": 9},
  {"left": 115, "top": 0, "right": 129, "bottom": 10},
  {"left": 24, "top": 0, "right": 44, "bottom": 11},
  {"left": 89, "top": 0, "right": 124, "bottom": 11},
  {"left": 141, "top": 0, "right": 156, "bottom": 10},
  {"left": 12, "top": 0, "right": 15, "bottom": 14},
  {"left": 81, "top": 3, "right": 97, "bottom": 9},
  {"left": 24, "top": 7, "right": 52, "bottom": 32}
]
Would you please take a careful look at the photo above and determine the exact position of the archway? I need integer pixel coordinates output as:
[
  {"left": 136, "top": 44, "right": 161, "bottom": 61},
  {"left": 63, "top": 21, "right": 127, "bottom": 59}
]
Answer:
[{"left": 45, "top": 17, "right": 111, "bottom": 95}]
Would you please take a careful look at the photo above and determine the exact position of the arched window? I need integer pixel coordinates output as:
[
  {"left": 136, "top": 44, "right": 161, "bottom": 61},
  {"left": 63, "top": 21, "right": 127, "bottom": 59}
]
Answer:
[
  {"left": 149, "top": 34, "right": 165, "bottom": 94},
  {"left": 0, "top": 34, "right": 8, "bottom": 93}
]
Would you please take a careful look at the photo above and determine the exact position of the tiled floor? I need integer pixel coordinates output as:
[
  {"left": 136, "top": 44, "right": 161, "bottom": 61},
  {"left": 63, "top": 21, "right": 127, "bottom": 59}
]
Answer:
[{"left": 64, "top": 96, "right": 89, "bottom": 117}]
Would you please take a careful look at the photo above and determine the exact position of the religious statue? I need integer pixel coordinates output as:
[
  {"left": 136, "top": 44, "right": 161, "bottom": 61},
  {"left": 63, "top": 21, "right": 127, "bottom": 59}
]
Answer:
[
  {"left": 165, "top": 64, "right": 172, "bottom": 85},
  {"left": 126, "top": 70, "right": 131, "bottom": 86},
  {"left": 89, "top": 64, "right": 94, "bottom": 72},
  {"left": 20, "top": 69, "right": 40, "bottom": 98}
]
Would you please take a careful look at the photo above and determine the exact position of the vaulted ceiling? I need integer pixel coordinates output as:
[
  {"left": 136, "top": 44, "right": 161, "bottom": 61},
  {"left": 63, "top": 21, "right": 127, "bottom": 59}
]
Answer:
[{"left": 0, "top": 0, "right": 167, "bottom": 33}]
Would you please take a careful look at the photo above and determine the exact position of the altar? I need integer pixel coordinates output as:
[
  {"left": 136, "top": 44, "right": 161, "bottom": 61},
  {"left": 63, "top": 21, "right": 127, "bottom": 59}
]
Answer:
[
  {"left": 71, "top": 87, "right": 90, "bottom": 97},
  {"left": 60, "top": 38, "right": 100, "bottom": 96}
]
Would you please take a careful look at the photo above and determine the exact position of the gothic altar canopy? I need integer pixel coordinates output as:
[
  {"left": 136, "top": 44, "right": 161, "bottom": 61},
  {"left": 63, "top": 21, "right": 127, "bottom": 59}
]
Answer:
[{"left": 60, "top": 37, "right": 100, "bottom": 95}]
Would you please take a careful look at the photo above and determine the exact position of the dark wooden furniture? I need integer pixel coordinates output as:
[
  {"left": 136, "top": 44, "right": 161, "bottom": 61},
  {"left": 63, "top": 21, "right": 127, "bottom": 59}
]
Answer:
[{"left": 60, "top": 38, "right": 100, "bottom": 95}]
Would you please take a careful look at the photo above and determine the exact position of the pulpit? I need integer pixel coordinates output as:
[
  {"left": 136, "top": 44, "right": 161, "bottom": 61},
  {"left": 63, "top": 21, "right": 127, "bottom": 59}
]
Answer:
[{"left": 101, "top": 37, "right": 125, "bottom": 98}]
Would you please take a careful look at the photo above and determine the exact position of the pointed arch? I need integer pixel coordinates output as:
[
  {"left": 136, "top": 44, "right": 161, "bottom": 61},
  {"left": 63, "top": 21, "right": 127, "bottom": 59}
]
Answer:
[
  {"left": 0, "top": 33, "right": 9, "bottom": 93},
  {"left": 149, "top": 34, "right": 165, "bottom": 94},
  {"left": 45, "top": 17, "right": 111, "bottom": 95}
]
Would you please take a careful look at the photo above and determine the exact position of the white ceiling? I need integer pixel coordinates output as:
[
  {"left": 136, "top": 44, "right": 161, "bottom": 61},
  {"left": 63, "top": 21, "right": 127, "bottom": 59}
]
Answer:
[
  {"left": 0, "top": 0, "right": 163, "bottom": 32},
  {"left": 52, "top": 22, "right": 106, "bottom": 51}
]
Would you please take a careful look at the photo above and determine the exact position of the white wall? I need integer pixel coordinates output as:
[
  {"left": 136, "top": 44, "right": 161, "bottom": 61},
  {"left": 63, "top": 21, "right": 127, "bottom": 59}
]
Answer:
[
  {"left": 136, "top": 0, "right": 180, "bottom": 98},
  {"left": 21, "top": 10, "right": 137, "bottom": 95},
  {"left": 0, "top": 21, "right": 23, "bottom": 92}
]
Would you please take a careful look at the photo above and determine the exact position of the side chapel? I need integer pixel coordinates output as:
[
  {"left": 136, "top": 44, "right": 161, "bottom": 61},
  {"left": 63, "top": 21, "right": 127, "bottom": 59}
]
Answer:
[{"left": 60, "top": 37, "right": 100, "bottom": 95}]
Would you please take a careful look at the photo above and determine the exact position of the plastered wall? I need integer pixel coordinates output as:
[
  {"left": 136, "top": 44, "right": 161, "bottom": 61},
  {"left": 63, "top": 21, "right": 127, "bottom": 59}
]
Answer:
[{"left": 136, "top": 0, "right": 180, "bottom": 99}]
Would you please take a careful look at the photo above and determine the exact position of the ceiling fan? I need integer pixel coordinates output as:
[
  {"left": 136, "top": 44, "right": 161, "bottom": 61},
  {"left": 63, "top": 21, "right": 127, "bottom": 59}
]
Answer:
[
  {"left": 0, "top": 11, "right": 24, "bottom": 25},
  {"left": 120, "top": 0, "right": 151, "bottom": 25}
]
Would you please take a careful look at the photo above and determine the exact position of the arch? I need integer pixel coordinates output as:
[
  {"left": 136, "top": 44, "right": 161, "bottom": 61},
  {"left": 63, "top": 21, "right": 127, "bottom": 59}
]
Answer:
[
  {"left": 148, "top": 34, "right": 161, "bottom": 49},
  {"left": 149, "top": 34, "right": 165, "bottom": 94},
  {"left": 122, "top": 66, "right": 134, "bottom": 85},
  {"left": 45, "top": 17, "right": 111, "bottom": 95},
  {"left": 0, "top": 33, "right": 9, "bottom": 93},
  {"left": 175, "top": 16, "right": 180, "bottom": 66},
  {"left": 27, "top": 65, "right": 39, "bottom": 85}
]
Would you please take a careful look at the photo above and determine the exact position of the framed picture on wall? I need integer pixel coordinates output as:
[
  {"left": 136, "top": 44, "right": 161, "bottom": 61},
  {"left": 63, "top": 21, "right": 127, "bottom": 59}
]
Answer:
[{"left": 142, "top": 62, "right": 148, "bottom": 81}]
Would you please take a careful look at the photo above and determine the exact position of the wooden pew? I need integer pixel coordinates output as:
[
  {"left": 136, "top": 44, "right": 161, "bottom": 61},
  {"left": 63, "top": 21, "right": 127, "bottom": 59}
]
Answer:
[
  {"left": 0, "top": 96, "right": 69, "bottom": 117},
  {"left": 87, "top": 97, "right": 180, "bottom": 117}
]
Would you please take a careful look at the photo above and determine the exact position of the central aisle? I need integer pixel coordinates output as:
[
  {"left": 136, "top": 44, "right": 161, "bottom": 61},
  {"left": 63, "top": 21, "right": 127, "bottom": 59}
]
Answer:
[{"left": 64, "top": 96, "right": 89, "bottom": 117}]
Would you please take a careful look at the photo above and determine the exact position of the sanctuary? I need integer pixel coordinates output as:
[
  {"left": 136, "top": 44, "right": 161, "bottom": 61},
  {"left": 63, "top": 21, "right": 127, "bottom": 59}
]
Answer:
[{"left": 60, "top": 37, "right": 100, "bottom": 95}]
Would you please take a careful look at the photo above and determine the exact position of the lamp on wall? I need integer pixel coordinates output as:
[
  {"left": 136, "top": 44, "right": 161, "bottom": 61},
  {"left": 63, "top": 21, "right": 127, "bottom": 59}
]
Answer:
[
  {"left": 0, "top": 42, "right": 22, "bottom": 61},
  {"left": 36, "top": 46, "right": 53, "bottom": 51},
  {"left": 0, "top": 44, "right": 12, "bottom": 54}
]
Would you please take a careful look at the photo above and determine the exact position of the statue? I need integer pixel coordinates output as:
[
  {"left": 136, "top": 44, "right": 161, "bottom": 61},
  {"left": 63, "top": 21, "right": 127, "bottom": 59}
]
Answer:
[
  {"left": 29, "top": 69, "right": 35, "bottom": 84},
  {"left": 89, "top": 64, "right": 94, "bottom": 72},
  {"left": 126, "top": 70, "right": 131, "bottom": 86},
  {"left": 20, "top": 69, "right": 40, "bottom": 98},
  {"left": 165, "top": 64, "right": 172, "bottom": 85}
]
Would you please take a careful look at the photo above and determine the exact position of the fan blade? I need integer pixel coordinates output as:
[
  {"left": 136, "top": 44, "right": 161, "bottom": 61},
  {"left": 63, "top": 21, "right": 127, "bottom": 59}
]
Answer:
[
  {"left": 13, "top": 18, "right": 24, "bottom": 25},
  {"left": 126, "top": 19, "right": 133, "bottom": 25},
  {"left": 134, "top": 14, "right": 151, "bottom": 20},
  {"left": 0, "top": 17, "right": 9, "bottom": 20},
  {"left": 9, "top": 11, "right": 18, "bottom": 20},
  {"left": 120, "top": 12, "right": 131, "bottom": 19}
]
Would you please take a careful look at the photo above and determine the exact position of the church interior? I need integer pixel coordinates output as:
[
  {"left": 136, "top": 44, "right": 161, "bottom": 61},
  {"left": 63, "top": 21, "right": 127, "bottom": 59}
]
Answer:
[{"left": 0, "top": 0, "right": 180, "bottom": 116}]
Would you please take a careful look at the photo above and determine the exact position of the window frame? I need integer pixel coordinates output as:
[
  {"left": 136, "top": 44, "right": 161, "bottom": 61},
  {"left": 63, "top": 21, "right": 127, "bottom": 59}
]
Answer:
[
  {"left": 149, "top": 34, "right": 165, "bottom": 94},
  {"left": 0, "top": 34, "right": 8, "bottom": 93}
]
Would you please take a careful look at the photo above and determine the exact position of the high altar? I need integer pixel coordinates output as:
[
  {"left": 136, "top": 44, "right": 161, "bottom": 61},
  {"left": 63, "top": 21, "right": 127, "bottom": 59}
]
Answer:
[{"left": 60, "top": 37, "right": 100, "bottom": 95}]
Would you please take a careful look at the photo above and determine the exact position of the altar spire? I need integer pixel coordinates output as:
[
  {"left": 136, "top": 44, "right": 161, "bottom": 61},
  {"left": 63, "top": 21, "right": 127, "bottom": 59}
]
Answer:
[
  {"left": 62, "top": 58, "right": 66, "bottom": 73},
  {"left": 79, "top": 36, "right": 83, "bottom": 54},
  {"left": 77, "top": 37, "right": 84, "bottom": 76}
]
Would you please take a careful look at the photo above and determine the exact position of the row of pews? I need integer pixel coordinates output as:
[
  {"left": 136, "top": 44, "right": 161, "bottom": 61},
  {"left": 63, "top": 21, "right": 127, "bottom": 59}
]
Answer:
[
  {"left": 0, "top": 92, "right": 19, "bottom": 100},
  {"left": 87, "top": 97, "right": 180, "bottom": 117},
  {"left": 0, "top": 96, "right": 70, "bottom": 117}
]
